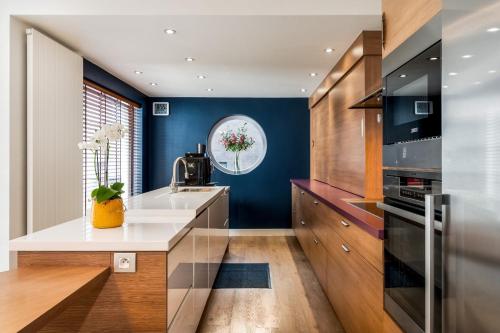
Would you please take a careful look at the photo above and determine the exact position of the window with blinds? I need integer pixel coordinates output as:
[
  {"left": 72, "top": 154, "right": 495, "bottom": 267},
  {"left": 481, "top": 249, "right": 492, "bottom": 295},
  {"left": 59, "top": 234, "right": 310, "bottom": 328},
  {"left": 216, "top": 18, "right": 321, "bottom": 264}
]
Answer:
[{"left": 82, "top": 80, "right": 143, "bottom": 213}]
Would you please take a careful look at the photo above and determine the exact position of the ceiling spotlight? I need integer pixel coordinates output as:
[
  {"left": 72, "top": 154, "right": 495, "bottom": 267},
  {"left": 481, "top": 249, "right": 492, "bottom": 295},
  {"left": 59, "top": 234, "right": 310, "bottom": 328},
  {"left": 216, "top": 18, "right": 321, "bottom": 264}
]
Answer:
[
  {"left": 449, "top": 72, "right": 458, "bottom": 76},
  {"left": 442, "top": 85, "right": 449, "bottom": 89},
  {"left": 461, "top": 54, "right": 473, "bottom": 59},
  {"left": 197, "top": 75, "right": 207, "bottom": 79},
  {"left": 428, "top": 57, "right": 439, "bottom": 61},
  {"left": 488, "top": 70, "right": 497, "bottom": 74},
  {"left": 164, "top": 28, "right": 176, "bottom": 35},
  {"left": 185, "top": 57, "right": 195, "bottom": 62},
  {"left": 399, "top": 74, "right": 407, "bottom": 78},
  {"left": 473, "top": 81, "right": 482, "bottom": 85},
  {"left": 301, "top": 88, "right": 307, "bottom": 93},
  {"left": 487, "top": 27, "right": 500, "bottom": 32},
  {"left": 134, "top": 70, "right": 143, "bottom": 75},
  {"left": 206, "top": 88, "right": 214, "bottom": 92},
  {"left": 150, "top": 82, "right": 159, "bottom": 86},
  {"left": 324, "top": 48, "right": 334, "bottom": 53},
  {"left": 309, "top": 72, "right": 318, "bottom": 77}
]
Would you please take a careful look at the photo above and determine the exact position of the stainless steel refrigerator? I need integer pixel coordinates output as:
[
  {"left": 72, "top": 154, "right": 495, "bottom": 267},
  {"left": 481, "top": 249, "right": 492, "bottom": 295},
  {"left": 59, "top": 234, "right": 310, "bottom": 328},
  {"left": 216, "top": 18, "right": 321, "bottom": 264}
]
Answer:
[{"left": 442, "top": 0, "right": 500, "bottom": 331}]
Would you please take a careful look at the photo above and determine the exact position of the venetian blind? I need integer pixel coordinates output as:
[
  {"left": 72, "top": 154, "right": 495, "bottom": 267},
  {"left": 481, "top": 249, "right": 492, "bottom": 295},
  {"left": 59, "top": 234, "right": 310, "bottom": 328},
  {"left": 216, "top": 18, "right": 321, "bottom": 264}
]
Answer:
[{"left": 82, "top": 80, "right": 143, "bottom": 213}]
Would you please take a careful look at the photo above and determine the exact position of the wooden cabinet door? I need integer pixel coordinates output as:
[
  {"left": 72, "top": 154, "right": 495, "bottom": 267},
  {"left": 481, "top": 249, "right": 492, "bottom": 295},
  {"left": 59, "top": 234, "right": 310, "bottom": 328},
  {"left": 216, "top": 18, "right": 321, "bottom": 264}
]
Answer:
[
  {"left": 310, "top": 96, "right": 330, "bottom": 183},
  {"left": 326, "top": 231, "right": 383, "bottom": 333},
  {"left": 328, "top": 60, "right": 366, "bottom": 196},
  {"left": 382, "top": 0, "right": 442, "bottom": 58}
]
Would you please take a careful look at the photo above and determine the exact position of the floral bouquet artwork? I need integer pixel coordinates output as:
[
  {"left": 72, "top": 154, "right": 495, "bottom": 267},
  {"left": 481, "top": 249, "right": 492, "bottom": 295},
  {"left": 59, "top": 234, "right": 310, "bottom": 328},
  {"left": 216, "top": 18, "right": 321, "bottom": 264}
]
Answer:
[
  {"left": 78, "top": 123, "right": 126, "bottom": 228},
  {"left": 219, "top": 122, "right": 255, "bottom": 173}
]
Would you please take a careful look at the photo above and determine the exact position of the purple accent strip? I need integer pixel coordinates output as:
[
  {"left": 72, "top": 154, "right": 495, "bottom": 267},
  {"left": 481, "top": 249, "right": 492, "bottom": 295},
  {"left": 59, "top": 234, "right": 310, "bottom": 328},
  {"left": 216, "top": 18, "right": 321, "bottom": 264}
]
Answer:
[{"left": 291, "top": 179, "right": 384, "bottom": 240}]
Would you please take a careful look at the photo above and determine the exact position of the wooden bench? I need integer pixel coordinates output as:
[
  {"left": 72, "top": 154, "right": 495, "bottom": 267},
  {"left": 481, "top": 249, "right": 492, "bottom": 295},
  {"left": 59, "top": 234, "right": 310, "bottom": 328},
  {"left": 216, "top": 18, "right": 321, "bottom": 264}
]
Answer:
[{"left": 0, "top": 266, "right": 110, "bottom": 332}]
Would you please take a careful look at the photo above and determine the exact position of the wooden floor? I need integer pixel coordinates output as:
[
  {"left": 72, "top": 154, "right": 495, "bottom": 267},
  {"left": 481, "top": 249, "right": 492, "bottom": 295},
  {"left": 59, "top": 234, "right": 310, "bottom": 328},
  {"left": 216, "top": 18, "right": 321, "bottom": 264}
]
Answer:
[{"left": 198, "top": 236, "right": 345, "bottom": 333}]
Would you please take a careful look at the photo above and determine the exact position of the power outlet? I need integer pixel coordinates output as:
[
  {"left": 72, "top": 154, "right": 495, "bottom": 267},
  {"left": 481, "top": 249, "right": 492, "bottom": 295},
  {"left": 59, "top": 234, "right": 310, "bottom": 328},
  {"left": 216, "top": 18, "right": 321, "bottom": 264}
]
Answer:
[{"left": 113, "top": 253, "right": 136, "bottom": 273}]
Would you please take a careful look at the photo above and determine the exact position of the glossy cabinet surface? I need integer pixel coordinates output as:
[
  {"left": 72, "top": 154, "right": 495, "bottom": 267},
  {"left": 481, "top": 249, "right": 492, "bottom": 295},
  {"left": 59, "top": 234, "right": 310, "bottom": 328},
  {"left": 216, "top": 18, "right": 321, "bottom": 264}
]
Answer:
[
  {"left": 292, "top": 184, "right": 390, "bottom": 333},
  {"left": 168, "top": 190, "right": 230, "bottom": 333},
  {"left": 208, "top": 192, "right": 229, "bottom": 288}
]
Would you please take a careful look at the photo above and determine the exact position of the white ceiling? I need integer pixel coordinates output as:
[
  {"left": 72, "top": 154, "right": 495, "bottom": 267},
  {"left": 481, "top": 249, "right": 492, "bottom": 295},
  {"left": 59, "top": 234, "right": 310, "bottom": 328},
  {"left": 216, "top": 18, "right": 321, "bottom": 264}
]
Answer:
[{"left": 20, "top": 14, "right": 381, "bottom": 97}]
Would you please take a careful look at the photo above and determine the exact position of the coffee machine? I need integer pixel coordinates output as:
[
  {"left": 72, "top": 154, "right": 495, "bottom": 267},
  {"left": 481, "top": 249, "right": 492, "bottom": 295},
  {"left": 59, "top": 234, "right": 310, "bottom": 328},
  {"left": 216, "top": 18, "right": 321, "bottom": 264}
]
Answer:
[{"left": 183, "top": 144, "right": 213, "bottom": 186}]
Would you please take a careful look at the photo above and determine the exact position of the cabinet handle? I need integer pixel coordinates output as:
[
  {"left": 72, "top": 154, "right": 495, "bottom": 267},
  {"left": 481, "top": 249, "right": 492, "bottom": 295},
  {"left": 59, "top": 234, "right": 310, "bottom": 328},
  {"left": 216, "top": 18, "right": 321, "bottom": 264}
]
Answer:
[
  {"left": 381, "top": 12, "right": 386, "bottom": 50},
  {"left": 301, "top": 191, "right": 305, "bottom": 195},
  {"left": 340, "top": 220, "right": 350, "bottom": 227},
  {"left": 314, "top": 239, "right": 319, "bottom": 245},
  {"left": 341, "top": 244, "right": 350, "bottom": 253},
  {"left": 313, "top": 200, "right": 319, "bottom": 205},
  {"left": 361, "top": 117, "right": 365, "bottom": 137},
  {"left": 300, "top": 220, "right": 306, "bottom": 226}
]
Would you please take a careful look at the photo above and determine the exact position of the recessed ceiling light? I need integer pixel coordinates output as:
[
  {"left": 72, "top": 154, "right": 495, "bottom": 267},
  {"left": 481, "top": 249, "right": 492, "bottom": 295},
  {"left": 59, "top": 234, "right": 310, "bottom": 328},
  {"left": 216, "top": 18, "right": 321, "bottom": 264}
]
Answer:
[
  {"left": 442, "top": 85, "right": 449, "bottom": 89},
  {"left": 206, "top": 88, "right": 214, "bottom": 92},
  {"left": 309, "top": 72, "right": 318, "bottom": 77},
  {"left": 197, "top": 75, "right": 207, "bottom": 79},
  {"left": 399, "top": 74, "right": 407, "bottom": 78},
  {"left": 473, "top": 81, "right": 481, "bottom": 85},
  {"left": 301, "top": 88, "right": 307, "bottom": 93},
  {"left": 324, "top": 48, "right": 334, "bottom": 53},
  {"left": 134, "top": 70, "right": 143, "bottom": 75},
  {"left": 150, "top": 82, "right": 159, "bottom": 86},
  {"left": 461, "top": 54, "right": 473, "bottom": 59},
  {"left": 449, "top": 72, "right": 458, "bottom": 76},
  {"left": 185, "top": 57, "right": 195, "bottom": 62},
  {"left": 488, "top": 70, "right": 497, "bottom": 74},
  {"left": 487, "top": 27, "right": 500, "bottom": 32},
  {"left": 428, "top": 57, "right": 439, "bottom": 61},
  {"left": 164, "top": 28, "right": 176, "bottom": 35}
]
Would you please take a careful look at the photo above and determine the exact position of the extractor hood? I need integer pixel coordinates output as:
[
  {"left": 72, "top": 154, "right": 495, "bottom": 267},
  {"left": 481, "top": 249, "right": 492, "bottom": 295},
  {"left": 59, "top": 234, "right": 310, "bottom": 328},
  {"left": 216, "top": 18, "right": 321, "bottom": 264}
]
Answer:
[{"left": 348, "top": 88, "right": 382, "bottom": 109}]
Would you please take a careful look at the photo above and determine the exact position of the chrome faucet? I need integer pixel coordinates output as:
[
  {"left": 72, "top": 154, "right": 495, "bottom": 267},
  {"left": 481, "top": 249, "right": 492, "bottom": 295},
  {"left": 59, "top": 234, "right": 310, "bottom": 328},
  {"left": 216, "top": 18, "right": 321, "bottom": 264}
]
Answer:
[{"left": 170, "top": 157, "right": 188, "bottom": 193}]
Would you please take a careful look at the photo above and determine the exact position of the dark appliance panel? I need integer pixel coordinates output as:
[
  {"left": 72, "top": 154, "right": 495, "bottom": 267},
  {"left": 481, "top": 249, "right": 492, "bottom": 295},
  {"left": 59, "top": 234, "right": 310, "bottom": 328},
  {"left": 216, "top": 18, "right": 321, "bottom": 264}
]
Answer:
[{"left": 383, "top": 41, "right": 442, "bottom": 145}]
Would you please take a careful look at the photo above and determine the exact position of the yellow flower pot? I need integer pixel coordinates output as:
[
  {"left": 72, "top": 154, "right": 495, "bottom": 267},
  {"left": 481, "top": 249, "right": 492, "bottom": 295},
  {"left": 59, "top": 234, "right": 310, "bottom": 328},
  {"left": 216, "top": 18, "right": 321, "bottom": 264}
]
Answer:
[{"left": 92, "top": 198, "right": 124, "bottom": 229}]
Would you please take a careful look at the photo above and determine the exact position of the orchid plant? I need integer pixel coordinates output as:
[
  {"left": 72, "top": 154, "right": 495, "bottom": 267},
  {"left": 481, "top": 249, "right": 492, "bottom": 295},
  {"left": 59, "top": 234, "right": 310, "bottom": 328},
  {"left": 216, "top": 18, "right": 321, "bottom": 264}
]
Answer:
[
  {"left": 219, "top": 123, "right": 255, "bottom": 172},
  {"left": 78, "top": 123, "right": 126, "bottom": 203}
]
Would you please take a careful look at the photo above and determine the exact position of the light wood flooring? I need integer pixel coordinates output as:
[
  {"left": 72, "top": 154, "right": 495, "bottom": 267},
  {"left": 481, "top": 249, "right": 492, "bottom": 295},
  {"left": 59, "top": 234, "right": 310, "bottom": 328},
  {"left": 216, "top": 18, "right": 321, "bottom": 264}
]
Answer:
[{"left": 197, "top": 236, "right": 345, "bottom": 333}]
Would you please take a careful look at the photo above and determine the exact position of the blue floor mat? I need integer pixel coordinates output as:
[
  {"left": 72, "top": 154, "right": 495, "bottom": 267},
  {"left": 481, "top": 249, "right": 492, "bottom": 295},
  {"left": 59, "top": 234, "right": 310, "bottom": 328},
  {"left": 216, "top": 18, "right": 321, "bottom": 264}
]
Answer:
[{"left": 213, "top": 263, "right": 271, "bottom": 289}]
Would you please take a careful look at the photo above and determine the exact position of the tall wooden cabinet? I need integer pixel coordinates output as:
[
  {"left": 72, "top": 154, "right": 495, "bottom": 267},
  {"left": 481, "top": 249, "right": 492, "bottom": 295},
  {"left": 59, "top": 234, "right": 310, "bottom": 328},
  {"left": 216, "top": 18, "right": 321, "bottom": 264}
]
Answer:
[
  {"left": 382, "top": 0, "right": 442, "bottom": 58},
  {"left": 310, "top": 31, "right": 383, "bottom": 199}
]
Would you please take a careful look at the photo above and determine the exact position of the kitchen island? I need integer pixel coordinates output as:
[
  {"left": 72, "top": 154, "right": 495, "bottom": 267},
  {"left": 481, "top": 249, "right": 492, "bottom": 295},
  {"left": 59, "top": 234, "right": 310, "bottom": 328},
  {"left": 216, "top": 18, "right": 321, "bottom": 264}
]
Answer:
[{"left": 8, "top": 186, "right": 230, "bottom": 333}]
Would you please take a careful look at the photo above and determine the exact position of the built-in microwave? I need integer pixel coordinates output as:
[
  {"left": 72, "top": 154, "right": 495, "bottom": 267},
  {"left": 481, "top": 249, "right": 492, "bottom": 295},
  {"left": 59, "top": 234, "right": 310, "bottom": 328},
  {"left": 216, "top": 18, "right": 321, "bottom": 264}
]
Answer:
[{"left": 383, "top": 41, "right": 442, "bottom": 145}]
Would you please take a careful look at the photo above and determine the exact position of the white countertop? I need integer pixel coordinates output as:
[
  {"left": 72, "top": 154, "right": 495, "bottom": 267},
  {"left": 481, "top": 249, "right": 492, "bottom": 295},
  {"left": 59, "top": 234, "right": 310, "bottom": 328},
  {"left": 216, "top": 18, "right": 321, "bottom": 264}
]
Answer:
[{"left": 10, "top": 186, "right": 228, "bottom": 252}]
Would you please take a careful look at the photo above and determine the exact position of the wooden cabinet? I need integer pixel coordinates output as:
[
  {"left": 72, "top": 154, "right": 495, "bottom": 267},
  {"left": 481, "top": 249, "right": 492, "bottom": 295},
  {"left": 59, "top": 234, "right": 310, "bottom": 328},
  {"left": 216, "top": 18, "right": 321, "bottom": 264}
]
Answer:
[
  {"left": 382, "top": 0, "right": 442, "bottom": 58},
  {"left": 309, "top": 32, "right": 383, "bottom": 198},
  {"left": 310, "top": 95, "right": 330, "bottom": 183},
  {"left": 292, "top": 184, "right": 385, "bottom": 333},
  {"left": 326, "top": 230, "right": 383, "bottom": 333}
]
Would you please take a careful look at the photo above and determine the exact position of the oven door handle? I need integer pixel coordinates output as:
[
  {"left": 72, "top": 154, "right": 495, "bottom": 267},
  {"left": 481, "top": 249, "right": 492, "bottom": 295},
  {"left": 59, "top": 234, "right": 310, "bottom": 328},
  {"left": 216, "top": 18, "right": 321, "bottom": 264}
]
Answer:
[
  {"left": 376, "top": 202, "right": 442, "bottom": 231},
  {"left": 424, "top": 194, "right": 449, "bottom": 333}
]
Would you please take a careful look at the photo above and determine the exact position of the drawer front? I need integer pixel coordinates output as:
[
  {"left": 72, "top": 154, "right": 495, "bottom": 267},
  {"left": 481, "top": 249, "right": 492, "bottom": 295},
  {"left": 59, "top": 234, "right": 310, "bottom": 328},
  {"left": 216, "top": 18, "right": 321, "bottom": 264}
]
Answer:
[
  {"left": 299, "top": 191, "right": 331, "bottom": 245},
  {"left": 327, "top": 208, "right": 383, "bottom": 273},
  {"left": 168, "top": 287, "right": 196, "bottom": 333},
  {"left": 326, "top": 231, "right": 383, "bottom": 333},
  {"left": 306, "top": 230, "right": 328, "bottom": 290},
  {"left": 168, "top": 230, "right": 194, "bottom": 326}
]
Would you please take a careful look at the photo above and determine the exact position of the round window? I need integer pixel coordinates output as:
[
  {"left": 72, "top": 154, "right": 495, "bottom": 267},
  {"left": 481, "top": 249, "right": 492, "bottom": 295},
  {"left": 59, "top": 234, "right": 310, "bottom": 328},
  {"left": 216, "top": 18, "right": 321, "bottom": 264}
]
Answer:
[{"left": 207, "top": 115, "right": 267, "bottom": 175}]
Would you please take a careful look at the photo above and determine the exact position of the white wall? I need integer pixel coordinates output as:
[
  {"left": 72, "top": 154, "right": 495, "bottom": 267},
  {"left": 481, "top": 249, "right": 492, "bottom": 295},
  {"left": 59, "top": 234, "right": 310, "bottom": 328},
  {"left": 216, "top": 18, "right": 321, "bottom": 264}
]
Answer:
[{"left": 9, "top": 18, "right": 29, "bottom": 241}]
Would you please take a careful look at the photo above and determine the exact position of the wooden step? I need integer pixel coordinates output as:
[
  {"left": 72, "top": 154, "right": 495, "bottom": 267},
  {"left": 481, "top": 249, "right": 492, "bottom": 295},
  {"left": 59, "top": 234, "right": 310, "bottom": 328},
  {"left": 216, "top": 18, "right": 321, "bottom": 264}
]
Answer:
[{"left": 0, "top": 266, "right": 110, "bottom": 332}]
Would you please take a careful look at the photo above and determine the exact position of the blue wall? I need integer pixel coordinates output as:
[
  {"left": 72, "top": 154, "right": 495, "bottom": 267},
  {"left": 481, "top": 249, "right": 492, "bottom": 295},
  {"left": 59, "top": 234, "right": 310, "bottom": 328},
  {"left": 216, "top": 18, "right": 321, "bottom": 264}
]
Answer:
[
  {"left": 83, "top": 60, "right": 147, "bottom": 106},
  {"left": 145, "top": 98, "right": 310, "bottom": 229}
]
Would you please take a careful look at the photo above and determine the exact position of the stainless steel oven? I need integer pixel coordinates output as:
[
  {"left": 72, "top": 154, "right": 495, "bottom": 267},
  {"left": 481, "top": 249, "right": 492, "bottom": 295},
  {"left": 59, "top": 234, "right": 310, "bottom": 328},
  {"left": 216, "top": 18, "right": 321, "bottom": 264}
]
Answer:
[
  {"left": 378, "top": 170, "right": 447, "bottom": 333},
  {"left": 383, "top": 41, "right": 441, "bottom": 145}
]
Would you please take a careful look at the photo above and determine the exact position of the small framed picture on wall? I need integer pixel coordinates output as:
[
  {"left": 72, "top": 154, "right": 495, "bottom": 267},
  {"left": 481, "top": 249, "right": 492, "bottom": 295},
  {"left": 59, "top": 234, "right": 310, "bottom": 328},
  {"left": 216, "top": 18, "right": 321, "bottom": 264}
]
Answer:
[{"left": 152, "top": 102, "right": 170, "bottom": 116}]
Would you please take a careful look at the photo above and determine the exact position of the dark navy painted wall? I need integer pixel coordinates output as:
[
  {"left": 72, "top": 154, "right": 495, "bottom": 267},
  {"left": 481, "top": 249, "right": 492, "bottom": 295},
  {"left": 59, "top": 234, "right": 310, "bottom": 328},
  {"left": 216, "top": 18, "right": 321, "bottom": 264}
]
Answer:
[
  {"left": 144, "top": 98, "right": 310, "bottom": 229},
  {"left": 83, "top": 60, "right": 147, "bottom": 106}
]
